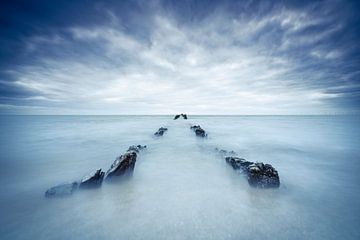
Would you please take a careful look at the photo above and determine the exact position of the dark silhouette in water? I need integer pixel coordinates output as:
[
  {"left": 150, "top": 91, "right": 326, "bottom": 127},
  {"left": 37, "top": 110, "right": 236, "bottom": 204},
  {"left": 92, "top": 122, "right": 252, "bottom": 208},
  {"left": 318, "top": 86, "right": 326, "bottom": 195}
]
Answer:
[
  {"left": 45, "top": 182, "right": 78, "bottom": 198},
  {"left": 79, "top": 169, "right": 105, "bottom": 189},
  {"left": 154, "top": 127, "right": 168, "bottom": 136},
  {"left": 224, "top": 156, "right": 280, "bottom": 188},
  {"left": 105, "top": 145, "right": 147, "bottom": 181},
  {"left": 247, "top": 162, "right": 280, "bottom": 188},
  {"left": 44, "top": 145, "right": 146, "bottom": 197},
  {"left": 174, "top": 114, "right": 188, "bottom": 120},
  {"left": 190, "top": 125, "right": 207, "bottom": 137},
  {"left": 105, "top": 152, "right": 137, "bottom": 180}
]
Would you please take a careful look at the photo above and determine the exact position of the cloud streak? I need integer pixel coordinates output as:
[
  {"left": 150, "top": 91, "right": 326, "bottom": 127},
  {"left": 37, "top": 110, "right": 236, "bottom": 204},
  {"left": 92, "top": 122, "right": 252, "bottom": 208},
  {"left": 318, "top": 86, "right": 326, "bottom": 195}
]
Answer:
[{"left": 0, "top": 0, "right": 359, "bottom": 114}]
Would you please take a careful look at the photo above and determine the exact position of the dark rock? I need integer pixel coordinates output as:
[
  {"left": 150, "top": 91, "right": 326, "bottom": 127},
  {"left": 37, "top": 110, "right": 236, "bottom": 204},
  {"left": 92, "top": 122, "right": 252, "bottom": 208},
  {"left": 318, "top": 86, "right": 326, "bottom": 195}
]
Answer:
[
  {"left": 224, "top": 156, "right": 280, "bottom": 188},
  {"left": 225, "top": 157, "right": 253, "bottom": 172},
  {"left": 45, "top": 182, "right": 78, "bottom": 198},
  {"left": 195, "top": 128, "right": 206, "bottom": 137},
  {"left": 247, "top": 163, "right": 280, "bottom": 188},
  {"left": 79, "top": 169, "right": 105, "bottom": 189},
  {"left": 174, "top": 114, "right": 188, "bottom": 120},
  {"left": 105, "top": 151, "right": 138, "bottom": 181},
  {"left": 190, "top": 125, "right": 207, "bottom": 137},
  {"left": 105, "top": 152, "right": 137, "bottom": 180},
  {"left": 127, "top": 145, "right": 147, "bottom": 153},
  {"left": 154, "top": 127, "right": 168, "bottom": 136},
  {"left": 105, "top": 145, "right": 146, "bottom": 181}
]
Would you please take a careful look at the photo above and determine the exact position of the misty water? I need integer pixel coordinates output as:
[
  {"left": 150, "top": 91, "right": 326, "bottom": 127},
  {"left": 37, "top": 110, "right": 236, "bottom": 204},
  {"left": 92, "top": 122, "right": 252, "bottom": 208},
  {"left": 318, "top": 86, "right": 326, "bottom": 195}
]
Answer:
[{"left": 0, "top": 115, "right": 359, "bottom": 239}]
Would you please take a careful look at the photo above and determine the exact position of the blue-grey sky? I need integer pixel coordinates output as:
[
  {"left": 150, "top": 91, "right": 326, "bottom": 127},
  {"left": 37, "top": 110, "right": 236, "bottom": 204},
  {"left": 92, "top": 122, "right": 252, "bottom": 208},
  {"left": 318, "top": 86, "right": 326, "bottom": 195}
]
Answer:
[{"left": 0, "top": 0, "right": 359, "bottom": 115}]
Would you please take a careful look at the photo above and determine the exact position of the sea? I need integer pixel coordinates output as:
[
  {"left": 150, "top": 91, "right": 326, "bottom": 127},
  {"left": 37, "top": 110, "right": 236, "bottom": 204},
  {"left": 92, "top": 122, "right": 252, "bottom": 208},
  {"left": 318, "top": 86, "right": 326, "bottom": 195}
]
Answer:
[{"left": 0, "top": 115, "right": 359, "bottom": 239}]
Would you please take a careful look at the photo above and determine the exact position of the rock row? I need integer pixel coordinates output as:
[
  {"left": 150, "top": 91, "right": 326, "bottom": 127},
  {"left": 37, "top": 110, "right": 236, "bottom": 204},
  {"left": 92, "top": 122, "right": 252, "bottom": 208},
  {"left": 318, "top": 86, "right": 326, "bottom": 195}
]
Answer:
[
  {"left": 45, "top": 120, "right": 281, "bottom": 198},
  {"left": 45, "top": 145, "right": 146, "bottom": 198},
  {"left": 189, "top": 124, "right": 280, "bottom": 189},
  {"left": 190, "top": 125, "right": 280, "bottom": 188}
]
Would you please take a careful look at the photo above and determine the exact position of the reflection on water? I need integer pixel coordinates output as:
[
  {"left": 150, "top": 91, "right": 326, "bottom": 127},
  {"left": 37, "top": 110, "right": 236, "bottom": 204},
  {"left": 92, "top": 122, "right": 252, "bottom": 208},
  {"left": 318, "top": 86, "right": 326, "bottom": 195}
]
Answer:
[{"left": 0, "top": 115, "right": 359, "bottom": 239}]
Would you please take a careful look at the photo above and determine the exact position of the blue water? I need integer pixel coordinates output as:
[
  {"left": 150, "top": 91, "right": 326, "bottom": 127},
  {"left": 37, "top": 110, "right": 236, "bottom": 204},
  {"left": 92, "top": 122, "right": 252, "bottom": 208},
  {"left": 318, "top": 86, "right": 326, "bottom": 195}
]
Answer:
[{"left": 0, "top": 115, "right": 359, "bottom": 239}]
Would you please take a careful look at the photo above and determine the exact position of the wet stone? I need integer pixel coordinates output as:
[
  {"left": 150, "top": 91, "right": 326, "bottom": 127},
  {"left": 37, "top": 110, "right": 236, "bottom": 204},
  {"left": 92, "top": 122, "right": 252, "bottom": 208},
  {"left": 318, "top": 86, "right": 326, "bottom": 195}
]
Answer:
[
  {"left": 190, "top": 125, "right": 207, "bottom": 137},
  {"left": 247, "top": 163, "right": 280, "bottom": 188},
  {"left": 45, "top": 182, "right": 78, "bottom": 198},
  {"left": 154, "top": 127, "right": 168, "bottom": 136},
  {"left": 79, "top": 169, "right": 105, "bottom": 189},
  {"left": 105, "top": 152, "right": 137, "bottom": 181}
]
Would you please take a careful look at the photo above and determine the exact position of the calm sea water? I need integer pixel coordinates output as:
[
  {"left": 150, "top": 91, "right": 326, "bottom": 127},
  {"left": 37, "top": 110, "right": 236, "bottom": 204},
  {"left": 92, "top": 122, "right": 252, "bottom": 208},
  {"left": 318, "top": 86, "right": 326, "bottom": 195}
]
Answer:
[{"left": 0, "top": 115, "right": 359, "bottom": 239}]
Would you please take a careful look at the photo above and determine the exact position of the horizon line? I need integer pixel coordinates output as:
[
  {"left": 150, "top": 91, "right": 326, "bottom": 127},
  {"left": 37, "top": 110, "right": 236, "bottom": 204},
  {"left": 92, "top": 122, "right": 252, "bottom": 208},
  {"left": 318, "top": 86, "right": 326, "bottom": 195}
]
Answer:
[{"left": 1, "top": 114, "right": 359, "bottom": 117}]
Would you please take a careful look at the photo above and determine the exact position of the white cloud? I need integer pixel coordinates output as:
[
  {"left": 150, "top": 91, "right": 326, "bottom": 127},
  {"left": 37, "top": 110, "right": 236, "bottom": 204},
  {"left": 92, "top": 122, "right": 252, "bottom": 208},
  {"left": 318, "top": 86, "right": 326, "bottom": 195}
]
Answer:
[{"left": 4, "top": 6, "right": 347, "bottom": 115}]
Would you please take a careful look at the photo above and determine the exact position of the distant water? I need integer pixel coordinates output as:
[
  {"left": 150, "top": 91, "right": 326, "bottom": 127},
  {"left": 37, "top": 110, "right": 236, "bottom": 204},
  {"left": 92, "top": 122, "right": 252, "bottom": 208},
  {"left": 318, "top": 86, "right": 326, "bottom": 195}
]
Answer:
[{"left": 0, "top": 115, "right": 359, "bottom": 240}]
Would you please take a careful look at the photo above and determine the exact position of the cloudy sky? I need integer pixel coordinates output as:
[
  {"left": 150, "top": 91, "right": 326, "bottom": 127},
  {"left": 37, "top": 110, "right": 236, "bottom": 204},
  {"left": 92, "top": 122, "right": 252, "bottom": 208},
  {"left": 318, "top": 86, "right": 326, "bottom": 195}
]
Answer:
[{"left": 0, "top": 0, "right": 359, "bottom": 115}]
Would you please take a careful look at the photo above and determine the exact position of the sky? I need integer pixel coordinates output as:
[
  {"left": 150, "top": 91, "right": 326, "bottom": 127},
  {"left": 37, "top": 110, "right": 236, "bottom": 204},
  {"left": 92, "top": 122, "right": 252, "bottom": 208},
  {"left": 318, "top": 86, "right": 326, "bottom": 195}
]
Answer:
[{"left": 0, "top": 0, "right": 359, "bottom": 115}]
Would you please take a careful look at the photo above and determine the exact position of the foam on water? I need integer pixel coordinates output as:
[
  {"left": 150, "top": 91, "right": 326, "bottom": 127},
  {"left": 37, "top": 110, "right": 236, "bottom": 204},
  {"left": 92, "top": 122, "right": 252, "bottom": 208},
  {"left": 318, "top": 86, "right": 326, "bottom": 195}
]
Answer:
[{"left": 0, "top": 115, "right": 359, "bottom": 239}]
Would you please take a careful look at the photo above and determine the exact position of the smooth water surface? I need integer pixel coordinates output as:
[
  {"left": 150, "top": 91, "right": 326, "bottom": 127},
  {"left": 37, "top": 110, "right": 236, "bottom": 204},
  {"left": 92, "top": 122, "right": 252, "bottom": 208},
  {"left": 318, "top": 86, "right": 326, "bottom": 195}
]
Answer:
[{"left": 0, "top": 115, "right": 359, "bottom": 239}]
